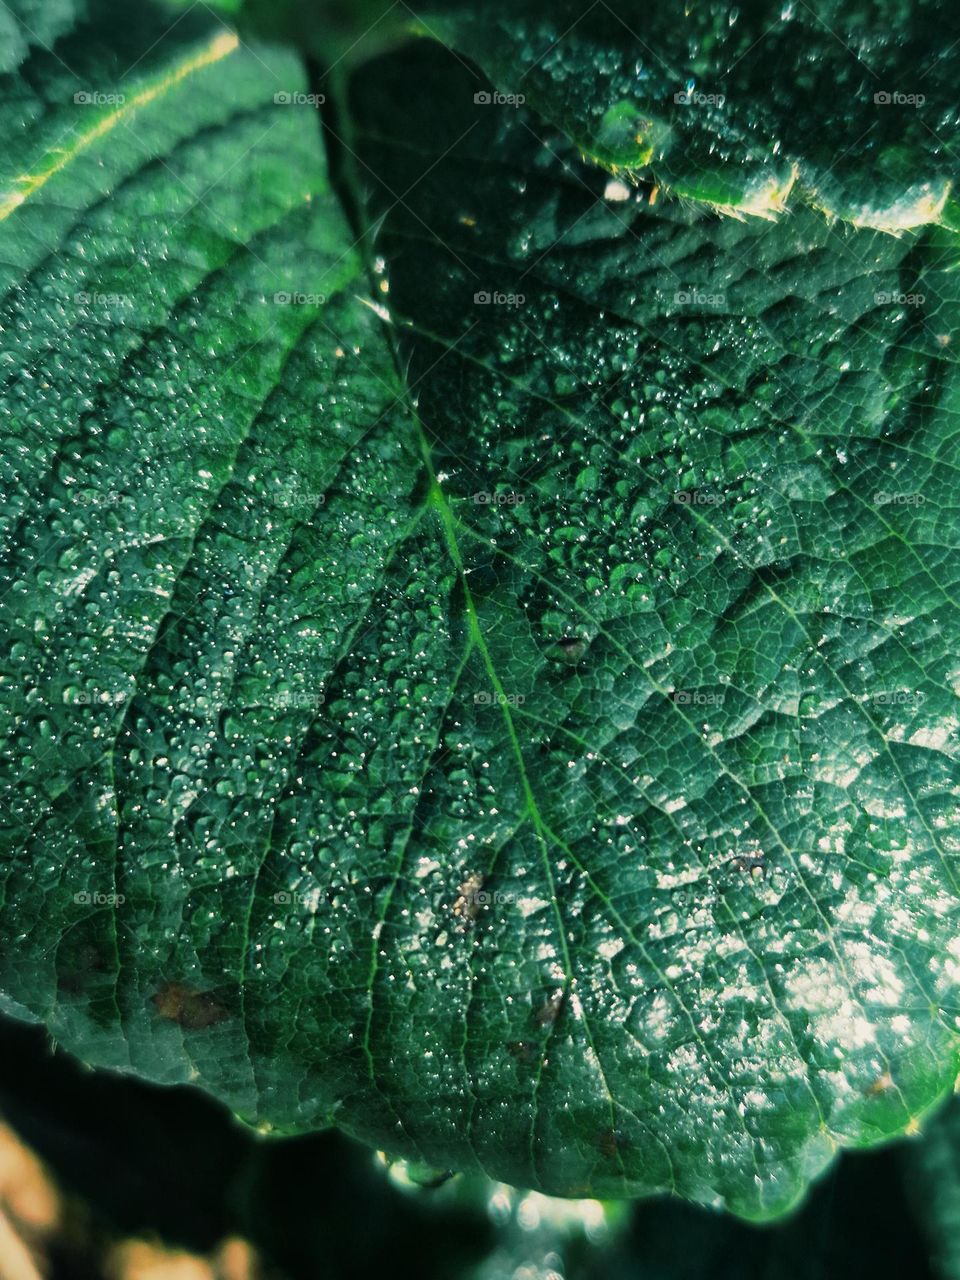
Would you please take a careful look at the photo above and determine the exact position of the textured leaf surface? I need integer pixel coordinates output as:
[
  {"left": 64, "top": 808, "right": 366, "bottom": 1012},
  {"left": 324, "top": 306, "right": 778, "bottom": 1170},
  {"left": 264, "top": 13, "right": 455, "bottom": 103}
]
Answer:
[
  {"left": 415, "top": 0, "right": 958, "bottom": 231},
  {"left": 1, "top": 0, "right": 960, "bottom": 1223},
  {"left": 343, "top": 38, "right": 960, "bottom": 1216},
  {"left": 0, "top": 0, "right": 416, "bottom": 1141}
]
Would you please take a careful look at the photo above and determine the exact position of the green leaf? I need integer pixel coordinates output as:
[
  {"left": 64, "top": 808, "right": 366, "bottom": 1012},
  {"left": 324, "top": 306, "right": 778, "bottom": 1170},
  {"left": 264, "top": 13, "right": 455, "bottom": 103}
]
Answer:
[
  {"left": 175, "top": 0, "right": 411, "bottom": 71},
  {"left": 0, "top": 0, "right": 86, "bottom": 74},
  {"left": 411, "top": 0, "right": 958, "bottom": 232},
  {"left": 2, "top": 0, "right": 960, "bottom": 1224},
  {"left": 225, "top": 0, "right": 958, "bottom": 229},
  {"left": 344, "top": 34, "right": 960, "bottom": 1218},
  {"left": 0, "top": 0, "right": 417, "bottom": 1147}
]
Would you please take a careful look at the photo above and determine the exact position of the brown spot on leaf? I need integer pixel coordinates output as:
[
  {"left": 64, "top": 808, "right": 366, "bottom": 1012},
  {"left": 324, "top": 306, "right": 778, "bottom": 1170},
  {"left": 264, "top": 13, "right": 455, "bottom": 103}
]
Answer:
[
  {"left": 152, "top": 983, "right": 227, "bottom": 1030},
  {"left": 506, "top": 1040, "right": 539, "bottom": 1065},
  {"left": 865, "top": 1071, "right": 894, "bottom": 1097},
  {"left": 452, "top": 873, "right": 485, "bottom": 925},
  {"left": 549, "top": 636, "right": 588, "bottom": 665},
  {"left": 727, "top": 854, "right": 765, "bottom": 878},
  {"left": 597, "top": 1128, "right": 630, "bottom": 1160},
  {"left": 535, "top": 989, "right": 566, "bottom": 1027}
]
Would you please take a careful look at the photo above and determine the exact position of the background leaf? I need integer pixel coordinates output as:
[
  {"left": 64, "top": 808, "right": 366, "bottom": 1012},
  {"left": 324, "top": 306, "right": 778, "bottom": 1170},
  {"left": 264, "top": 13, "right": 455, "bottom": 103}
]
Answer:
[{"left": 411, "top": 0, "right": 959, "bottom": 229}]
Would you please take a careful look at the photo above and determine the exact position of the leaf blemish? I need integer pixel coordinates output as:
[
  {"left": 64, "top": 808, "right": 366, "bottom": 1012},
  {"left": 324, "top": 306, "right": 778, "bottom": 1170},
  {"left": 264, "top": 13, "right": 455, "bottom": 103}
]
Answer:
[
  {"left": 506, "top": 1040, "right": 539, "bottom": 1065},
  {"left": 535, "top": 989, "right": 567, "bottom": 1027},
  {"left": 727, "top": 853, "right": 765, "bottom": 879},
  {"left": 152, "top": 982, "right": 228, "bottom": 1030},
  {"left": 865, "top": 1072, "right": 895, "bottom": 1097},
  {"left": 598, "top": 1127, "right": 630, "bottom": 1159},
  {"left": 550, "top": 636, "right": 589, "bottom": 664},
  {"left": 452, "top": 872, "right": 485, "bottom": 925}
]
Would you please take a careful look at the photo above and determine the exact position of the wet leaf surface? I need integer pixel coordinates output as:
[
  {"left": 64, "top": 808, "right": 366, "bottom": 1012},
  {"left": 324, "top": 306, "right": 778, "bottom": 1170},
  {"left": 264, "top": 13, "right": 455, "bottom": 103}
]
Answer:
[{"left": 1, "top": 0, "right": 959, "bottom": 1222}]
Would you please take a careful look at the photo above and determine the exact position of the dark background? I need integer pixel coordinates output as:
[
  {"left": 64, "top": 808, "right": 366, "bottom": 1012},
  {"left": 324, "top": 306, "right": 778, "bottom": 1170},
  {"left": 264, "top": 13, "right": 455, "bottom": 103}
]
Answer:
[{"left": 0, "top": 1012, "right": 935, "bottom": 1280}]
